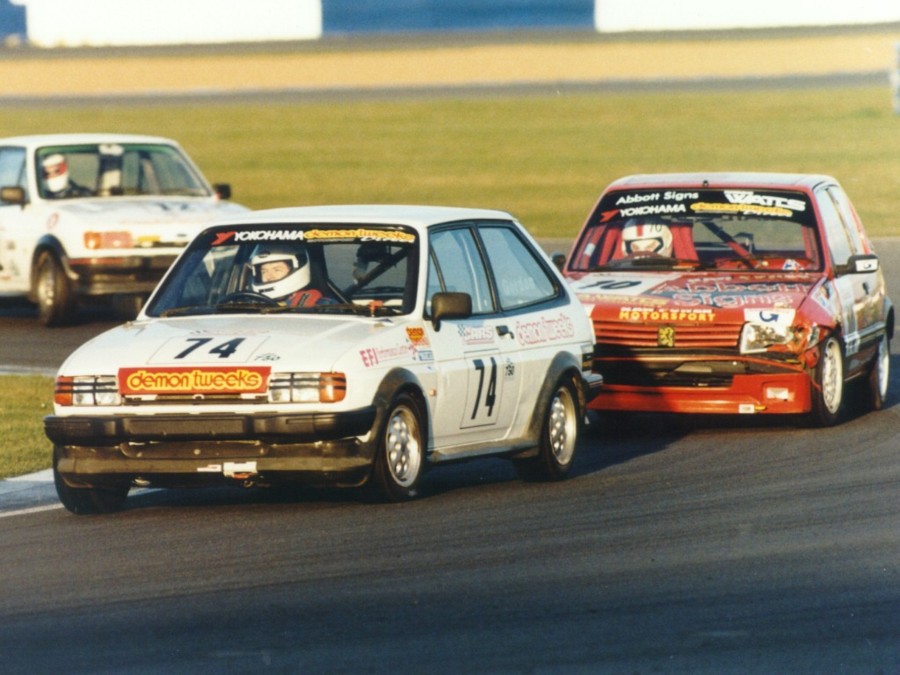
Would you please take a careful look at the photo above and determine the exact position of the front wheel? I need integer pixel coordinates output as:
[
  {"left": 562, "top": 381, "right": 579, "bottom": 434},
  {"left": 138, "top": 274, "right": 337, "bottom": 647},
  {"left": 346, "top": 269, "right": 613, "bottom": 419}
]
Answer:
[
  {"left": 809, "top": 336, "right": 844, "bottom": 427},
  {"left": 53, "top": 446, "right": 129, "bottom": 515},
  {"left": 371, "top": 392, "right": 426, "bottom": 502},
  {"left": 34, "top": 252, "right": 75, "bottom": 327},
  {"left": 515, "top": 376, "right": 582, "bottom": 482}
]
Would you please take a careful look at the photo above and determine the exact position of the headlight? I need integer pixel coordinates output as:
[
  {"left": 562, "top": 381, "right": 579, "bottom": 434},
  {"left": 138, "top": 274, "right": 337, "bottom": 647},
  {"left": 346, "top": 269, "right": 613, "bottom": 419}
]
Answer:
[
  {"left": 55, "top": 376, "right": 121, "bottom": 406},
  {"left": 268, "top": 372, "right": 346, "bottom": 403},
  {"left": 84, "top": 231, "right": 133, "bottom": 250},
  {"left": 739, "top": 309, "right": 797, "bottom": 354}
]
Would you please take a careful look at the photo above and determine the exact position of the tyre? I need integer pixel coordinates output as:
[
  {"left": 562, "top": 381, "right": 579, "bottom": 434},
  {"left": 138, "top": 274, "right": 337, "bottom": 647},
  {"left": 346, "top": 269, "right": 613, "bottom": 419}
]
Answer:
[
  {"left": 371, "top": 392, "right": 426, "bottom": 502},
  {"left": 53, "top": 446, "right": 129, "bottom": 515},
  {"left": 864, "top": 332, "right": 890, "bottom": 412},
  {"left": 515, "top": 376, "right": 582, "bottom": 482},
  {"left": 809, "top": 336, "right": 844, "bottom": 427},
  {"left": 34, "top": 252, "right": 74, "bottom": 327}
]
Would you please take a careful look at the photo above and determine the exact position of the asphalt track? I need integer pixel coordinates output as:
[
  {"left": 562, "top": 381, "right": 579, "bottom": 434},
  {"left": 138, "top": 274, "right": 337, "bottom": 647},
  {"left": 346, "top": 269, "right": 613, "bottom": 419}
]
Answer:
[{"left": 0, "top": 240, "right": 898, "bottom": 673}]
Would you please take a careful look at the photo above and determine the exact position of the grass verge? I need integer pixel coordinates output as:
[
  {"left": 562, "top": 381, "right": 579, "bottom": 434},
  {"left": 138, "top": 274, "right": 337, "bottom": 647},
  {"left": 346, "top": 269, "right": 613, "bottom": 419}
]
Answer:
[
  {"left": 0, "top": 376, "right": 54, "bottom": 479},
  {"left": 2, "top": 83, "right": 899, "bottom": 478},
  {"left": 0, "top": 85, "right": 898, "bottom": 238}
]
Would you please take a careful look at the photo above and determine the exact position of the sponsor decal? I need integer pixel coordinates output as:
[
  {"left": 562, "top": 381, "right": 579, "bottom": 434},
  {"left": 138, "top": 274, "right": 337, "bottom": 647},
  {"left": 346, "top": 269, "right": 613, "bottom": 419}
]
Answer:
[
  {"left": 723, "top": 191, "right": 806, "bottom": 212},
  {"left": 458, "top": 324, "right": 495, "bottom": 345},
  {"left": 691, "top": 202, "right": 793, "bottom": 218},
  {"left": 614, "top": 191, "right": 698, "bottom": 205},
  {"left": 619, "top": 306, "right": 716, "bottom": 323},
  {"left": 515, "top": 313, "right": 576, "bottom": 345},
  {"left": 119, "top": 366, "right": 270, "bottom": 395},
  {"left": 743, "top": 308, "right": 796, "bottom": 326},
  {"left": 655, "top": 279, "right": 809, "bottom": 309},
  {"left": 406, "top": 326, "right": 430, "bottom": 346},
  {"left": 304, "top": 228, "right": 415, "bottom": 243},
  {"left": 211, "top": 229, "right": 307, "bottom": 246},
  {"left": 359, "top": 343, "right": 414, "bottom": 368},
  {"left": 211, "top": 227, "right": 415, "bottom": 246},
  {"left": 614, "top": 203, "right": 687, "bottom": 219}
]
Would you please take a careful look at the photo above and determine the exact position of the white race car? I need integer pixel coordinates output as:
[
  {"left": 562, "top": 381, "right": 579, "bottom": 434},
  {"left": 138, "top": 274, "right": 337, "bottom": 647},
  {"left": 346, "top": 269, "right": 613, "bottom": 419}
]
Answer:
[
  {"left": 45, "top": 205, "right": 601, "bottom": 513},
  {"left": 0, "top": 133, "right": 249, "bottom": 325}
]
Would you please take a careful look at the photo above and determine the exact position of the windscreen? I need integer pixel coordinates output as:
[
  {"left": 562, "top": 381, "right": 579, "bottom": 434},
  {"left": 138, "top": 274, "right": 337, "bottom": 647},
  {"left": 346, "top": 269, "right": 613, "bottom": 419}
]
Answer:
[
  {"left": 569, "top": 187, "right": 821, "bottom": 273},
  {"left": 145, "top": 224, "right": 419, "bottom": 318},
  {"left": 35, "top": 143, "right": 210, "bottom": 199}
]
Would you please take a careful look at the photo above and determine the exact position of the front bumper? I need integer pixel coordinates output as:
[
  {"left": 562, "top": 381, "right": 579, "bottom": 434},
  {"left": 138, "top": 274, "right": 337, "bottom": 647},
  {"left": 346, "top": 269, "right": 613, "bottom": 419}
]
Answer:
[
  {"left": 588, "top": 371, "right": 813, "bottom": 415},
  {"left": 67, "top": 254, "right": 178, "bottom": 296},
  {"left": 46, "top": 406, "right": 379, "bottom": 487}
]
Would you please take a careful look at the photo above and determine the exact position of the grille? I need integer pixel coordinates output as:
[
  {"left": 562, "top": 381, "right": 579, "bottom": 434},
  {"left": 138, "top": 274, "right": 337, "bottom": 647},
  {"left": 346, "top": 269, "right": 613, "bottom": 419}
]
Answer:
[
  {"left": 594, "top": 320, "right": 741, "bottom": 349},
  {"left": 597, "top": 360, "right": 736, "bottom": 388}
]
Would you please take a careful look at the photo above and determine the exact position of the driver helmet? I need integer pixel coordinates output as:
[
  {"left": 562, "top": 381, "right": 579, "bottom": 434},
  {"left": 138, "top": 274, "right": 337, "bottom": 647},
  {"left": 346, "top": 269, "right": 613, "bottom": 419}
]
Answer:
[
  {"left": 621, "top": 218, "right": 673, "bottom": 256},
  {"left": 42, "top": 153, "right": 70, "bottom": 194},
  {"left": 250, "top": 244, "right": 311, "bottom": 299}
]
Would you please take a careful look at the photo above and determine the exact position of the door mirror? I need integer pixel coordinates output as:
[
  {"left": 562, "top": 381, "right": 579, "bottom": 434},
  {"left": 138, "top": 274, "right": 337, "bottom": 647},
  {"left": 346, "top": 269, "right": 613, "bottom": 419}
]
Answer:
[
  {"left": 213, "top": 183, "right": 232, "bottom": 200},
  {"left": 430, "top": 292, "right": 472, "bottom": 331},
  {"left": 841, "top": 253, "right": 879, "bottom": 275}
]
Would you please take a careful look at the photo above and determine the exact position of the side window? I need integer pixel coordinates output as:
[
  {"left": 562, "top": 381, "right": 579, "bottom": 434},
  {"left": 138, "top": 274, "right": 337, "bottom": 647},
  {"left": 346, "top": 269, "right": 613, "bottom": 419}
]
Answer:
[
  {"left": 429, "top": 228, "right": 494, "bottom": 315},
  {"left": 816, "top": 189, "right": 853, "bottom": 267},
  {"left": 479, "top": 226, "right": 558, "bottom": 310},
  {"left": 826, "top": 186, "right": 865, "bottom": 255},
  {"left": 0, "top": 147, "right": 26, "bottom": 192}
]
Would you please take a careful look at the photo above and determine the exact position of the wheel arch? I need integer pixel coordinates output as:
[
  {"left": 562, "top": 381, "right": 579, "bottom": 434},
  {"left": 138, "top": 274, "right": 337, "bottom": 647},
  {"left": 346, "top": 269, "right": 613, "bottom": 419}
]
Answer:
[
  {"left": 367, "top": 367, "right": 430, "bottom": 454},
  {"left": 28, "top": 235, "right": 74, "bottom": 299},
  {"left": 524, "top": 352, "right": 585, "bottom": 443}
]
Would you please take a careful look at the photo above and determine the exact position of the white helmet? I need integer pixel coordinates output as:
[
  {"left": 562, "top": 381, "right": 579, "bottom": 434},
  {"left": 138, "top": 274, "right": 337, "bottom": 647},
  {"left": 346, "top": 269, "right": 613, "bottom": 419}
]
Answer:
[
  {"left": 621, "top": 219, "right": 673, "bottom": 256},
  {"left": 250, "top": 244, "right": 311, "bottom": 299},
  {"left": 42, "top": 153, "right": 70, "bottom": 194}
]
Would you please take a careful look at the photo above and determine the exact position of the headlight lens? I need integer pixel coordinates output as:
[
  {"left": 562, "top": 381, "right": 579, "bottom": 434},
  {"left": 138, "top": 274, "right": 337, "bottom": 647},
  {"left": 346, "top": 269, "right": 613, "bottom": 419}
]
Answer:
[
  {"left": 268, "top": 372, "right": 346, "bottom": 403},
  {"left": 55, "top": 375, "right": 121, "bottom": 406},
  {"left": 739, "top": 322, "right": 794, "bottom": 353},
  {"left": 84, "top": 231, "right": 133, "bottom": 250},
  {"left": 739, "top": 309, "right": 800, "bottom": 354}
]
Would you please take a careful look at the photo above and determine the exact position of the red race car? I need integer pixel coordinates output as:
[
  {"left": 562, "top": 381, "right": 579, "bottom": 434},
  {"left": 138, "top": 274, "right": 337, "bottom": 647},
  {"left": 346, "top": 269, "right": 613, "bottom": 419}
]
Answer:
[{"left": 564, "top": 172, "right": 893, "bottom": 426}]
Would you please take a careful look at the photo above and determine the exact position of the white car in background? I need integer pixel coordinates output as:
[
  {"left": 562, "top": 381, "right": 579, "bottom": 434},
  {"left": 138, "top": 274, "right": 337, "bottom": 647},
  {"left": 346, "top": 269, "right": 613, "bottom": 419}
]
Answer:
[
  {"left": 44, "top": 205, "right": 601, "bottom": 513},
  {"left": 0, "top": 133, "right": 248, "bottom": 325}
]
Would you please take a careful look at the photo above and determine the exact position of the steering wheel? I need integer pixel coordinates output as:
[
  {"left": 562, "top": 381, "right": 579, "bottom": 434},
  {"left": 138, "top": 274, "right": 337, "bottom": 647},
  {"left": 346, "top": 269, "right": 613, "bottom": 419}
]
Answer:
[{"left": 219, "top": 291, "right": 279, "bottom": 306}]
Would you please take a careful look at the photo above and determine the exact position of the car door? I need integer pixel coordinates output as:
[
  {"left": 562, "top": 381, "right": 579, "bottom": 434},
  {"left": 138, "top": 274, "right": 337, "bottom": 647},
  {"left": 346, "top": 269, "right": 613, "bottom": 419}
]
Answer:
[
  {"left": 816, "top": 185, "right": 882, "bottom": 373},
  {"left": 0, "top": 146, "right": 31, "bottom": 293},
  {"left": 424, "top": 224, "right": 523, "bottom": 454}
]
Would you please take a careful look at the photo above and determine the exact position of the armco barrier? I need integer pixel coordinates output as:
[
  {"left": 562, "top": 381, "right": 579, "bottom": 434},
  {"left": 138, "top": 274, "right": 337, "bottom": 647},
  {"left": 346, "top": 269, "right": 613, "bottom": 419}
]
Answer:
[
  {"left": 1, "top": 0, "right": 900, "bottom": 46},
  {"left": 322, "top": 0, "right": 593, "bottom": 33}
]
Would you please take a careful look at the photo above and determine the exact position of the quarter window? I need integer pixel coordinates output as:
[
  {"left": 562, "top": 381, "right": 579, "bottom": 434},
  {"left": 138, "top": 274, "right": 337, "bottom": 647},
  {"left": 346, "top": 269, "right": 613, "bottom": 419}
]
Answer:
[{"left": 480, "top": 226, "right": 558, "bottom": 310}]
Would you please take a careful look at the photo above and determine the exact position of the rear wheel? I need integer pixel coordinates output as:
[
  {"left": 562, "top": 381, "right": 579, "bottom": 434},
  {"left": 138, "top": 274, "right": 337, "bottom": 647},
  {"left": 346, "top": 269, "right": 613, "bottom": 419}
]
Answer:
[
  {"left": 515, "top": 376, "right": 581, "bottom": 481},
  {"left": 35, "top": 252, "right": 74, "bottom": 327},
  {"left": 53, "top": 446, "right": 129, "bottom": 515},
  {"left": 864, "top": 332, "right": 890, "bottom": 411},
  {"left": 809, "top": 336, "right": 844, "bottom": 427},
  {"left": 371, "top": 392, "right": 425, "bottom": 502}
]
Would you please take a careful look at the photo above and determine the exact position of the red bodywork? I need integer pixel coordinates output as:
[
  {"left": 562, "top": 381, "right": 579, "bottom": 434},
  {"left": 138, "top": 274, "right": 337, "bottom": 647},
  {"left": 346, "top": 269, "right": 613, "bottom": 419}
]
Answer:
[{"left": 563, "top": 172, "right": 893, "bottom": 417}]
